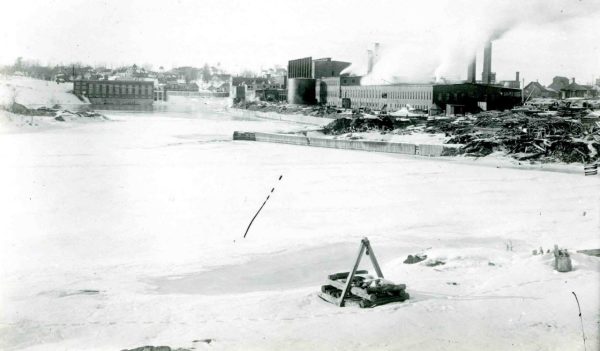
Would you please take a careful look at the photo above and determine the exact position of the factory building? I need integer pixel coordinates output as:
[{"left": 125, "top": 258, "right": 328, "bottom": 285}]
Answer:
[
  {"left": 316, "top": 76, "right": 362, "bottom": 106},
  {"left": 342, "top": 84, "right": 434, "bottom": 110},
  {"left": 288, "top": 38, "right": 523, "bottom": 113},
  {"left": 73, "top": 80, "right": 154, "bottom": 105},
  {"left": 287, "top": 57, "right": 351, "bottom": 79},
  {"left": 432, "top": 84, "right": 522, "bottom": 113},
  {"left": 287, "top": 56, "right": 352, "bottom": 104},
  {"left": 317, "top": 81, "right": 520, "bottom": 114},
  {"left": 317, "top": 81, "right": 433, "bottom": 111}
]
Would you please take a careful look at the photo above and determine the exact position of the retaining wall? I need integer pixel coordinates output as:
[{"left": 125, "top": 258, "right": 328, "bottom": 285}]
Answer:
[
  {"left": 234, "top": 131, "right": 461, "bottom": 156},
  {"left": 254, "top": 132, "right": 310, "bottom": 146}
]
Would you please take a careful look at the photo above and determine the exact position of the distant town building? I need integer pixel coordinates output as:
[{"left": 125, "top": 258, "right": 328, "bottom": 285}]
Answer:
[
  {"left": 73, "top": 80, "right": 154, "bottom": 105},
  {"left": 560, "top": 78, "right": 598, "bottom": 99},
  {"left": 164, "top": 82, "right": 199, "bottom": 92},
  {"left": 154, "top": 84, "right": 167, "bottom": 102},
  {"left": 230, "top": 76, "right": 287, "bottom": 103},
  {"left": 497, "top": 72, "right": 521, "bottom": 89},
  {"left": 523, "top": 81, "right": 558, "bottom": 99},
  {"left": 548, "top": 76, "right": 570, "bottom": 92}
]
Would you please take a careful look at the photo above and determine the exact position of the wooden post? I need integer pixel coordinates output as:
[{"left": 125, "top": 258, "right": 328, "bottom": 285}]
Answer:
[
  {"left": 363, "top": 238, "right": 384, "bottom": 278},
  {"left": 338, "top": 241, "right": 366, "bottom": 307}
]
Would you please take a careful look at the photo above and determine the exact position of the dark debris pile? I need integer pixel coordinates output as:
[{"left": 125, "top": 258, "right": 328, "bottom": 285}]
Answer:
[{"left": 237, "top": 100, "right": 600, "bottom": 164}]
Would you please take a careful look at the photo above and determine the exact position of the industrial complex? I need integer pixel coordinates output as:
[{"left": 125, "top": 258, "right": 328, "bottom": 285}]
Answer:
[
  {"left": 303, "top": 40, "right": 521, "bottom": 114},
  {"left": 230, "top": 40, "right": 525, "bottom": 115}
]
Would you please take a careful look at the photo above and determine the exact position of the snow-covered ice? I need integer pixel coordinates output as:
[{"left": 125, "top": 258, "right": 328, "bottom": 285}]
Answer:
[{"left": 0, "top": 101, "right": 598, "bottom": 351}]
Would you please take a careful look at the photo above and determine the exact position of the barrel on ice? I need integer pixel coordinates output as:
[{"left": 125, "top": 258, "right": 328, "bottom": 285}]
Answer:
[{"left": 287, "top": 78, "right": 316, "bottom": 105}]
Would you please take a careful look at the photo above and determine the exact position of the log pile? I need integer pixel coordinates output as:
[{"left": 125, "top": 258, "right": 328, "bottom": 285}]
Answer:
[{"left": 319, "top": 270, "right": 409, "bottom": 308}]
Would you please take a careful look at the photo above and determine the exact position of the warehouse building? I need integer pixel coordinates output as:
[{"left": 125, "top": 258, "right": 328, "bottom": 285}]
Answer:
[
  {"left": 317, "top": 81, "right": 433, "bottom": 111},
  {"left": 432, "top": 83, "right": 522, "bottom": 113},
  {"left": 73, "top": 80, "right": 154, "bottom": 105},
  {"left": 316, "top": 79, "right": 521, "bottom": 114}
]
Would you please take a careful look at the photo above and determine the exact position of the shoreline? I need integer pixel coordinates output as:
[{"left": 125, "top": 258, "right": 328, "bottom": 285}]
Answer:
[
  {"left": 226, "top": 106, "right": 334, "bottom": 126},
  {"left": 234, "top": 130, "right": 591, "bottom": 175}
]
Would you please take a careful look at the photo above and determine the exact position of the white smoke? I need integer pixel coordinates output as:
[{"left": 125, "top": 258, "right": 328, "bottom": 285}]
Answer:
[{"left": 343, "top": 0, "right": 600, "bottom": 85}]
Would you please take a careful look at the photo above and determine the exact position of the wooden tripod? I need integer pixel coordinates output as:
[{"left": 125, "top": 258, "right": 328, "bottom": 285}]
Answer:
[{"left": 338, "top": 237, "right": 384, "bottom": 307}]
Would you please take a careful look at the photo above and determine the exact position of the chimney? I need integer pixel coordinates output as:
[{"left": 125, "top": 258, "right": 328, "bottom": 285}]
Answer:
[
  {"left": 572, "top": 77, "right": 575, "bottom": 84},
  {"left": 515, "top": 71, "right": 520, "bottom": 82},
  {"left": 482, "top": 40, "right": 493, "bottom": 84},
  {"left": 367, "top": 49, "right": 374, "bottom": 74},
  {"left": 374, "top": 43, "right": 380, "bottom": 64},
  {"left": 467, "top": 55, "right": 476, "bottom": 83}
]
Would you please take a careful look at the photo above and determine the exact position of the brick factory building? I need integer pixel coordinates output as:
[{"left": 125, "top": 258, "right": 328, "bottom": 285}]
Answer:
[
  {"left": 316, "top": 80, "right": 522, "bottom": 114},
  {"left": 73, "top": 80, "right": 154, "bottom": 105}
]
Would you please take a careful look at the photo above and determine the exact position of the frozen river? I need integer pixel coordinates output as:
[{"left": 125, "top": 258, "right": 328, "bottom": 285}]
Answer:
[{"left": 0, "top": 100, "right": 599, "bottom": 350}]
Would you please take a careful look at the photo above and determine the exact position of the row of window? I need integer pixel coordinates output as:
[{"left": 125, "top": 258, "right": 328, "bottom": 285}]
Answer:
[
  {"left": 83, "top": 83, "right": 153, "bottom": 97},
  {"left": 343, "top": 89, "right": 432, "bottom": 100}
]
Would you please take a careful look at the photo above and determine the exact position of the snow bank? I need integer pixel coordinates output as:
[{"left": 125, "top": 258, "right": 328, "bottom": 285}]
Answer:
[
  {"left": 0, "top": 75, "right": 88, "bottom": 107},
  {"left": 0, "top": 109, "right": 109, "bottom": 134}
]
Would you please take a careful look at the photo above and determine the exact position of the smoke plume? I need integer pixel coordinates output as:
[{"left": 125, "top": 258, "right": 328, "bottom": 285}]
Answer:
[{"left": 343, "top": 0, "right": 600, "bottom": 85}]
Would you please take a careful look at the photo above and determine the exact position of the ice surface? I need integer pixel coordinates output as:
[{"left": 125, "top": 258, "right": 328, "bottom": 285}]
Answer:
[{"left": 0, "top": 100, "right": 598, "bottom": 350}]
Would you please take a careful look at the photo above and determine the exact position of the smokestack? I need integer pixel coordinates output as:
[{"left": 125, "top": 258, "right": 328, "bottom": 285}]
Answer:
[
  {"left": 374, "top": 43, "right": 380, "bottom": 64},
  {"left": 515, "top": 71, "right": 520, "bottom": 82},
  {"left": 482, "top": 40, "right": 492, "bottom": 84},
  {"left": 467, "top": 56, "right": 476, "bottom": 83},
  {"left": 367, "top": 49, "right": 374, "bottom": 74}
]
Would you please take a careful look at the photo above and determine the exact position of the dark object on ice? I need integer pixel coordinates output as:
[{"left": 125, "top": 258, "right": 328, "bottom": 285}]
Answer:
[
  {"left": 446, "top": 282, "right": 459, "bottom": 286},
  {"left": 121, "top": 346, "right": 190, "bottom": 351},
  {"left": 242, "top": 174, "right": 283, "bottom": 238},
  {"left": 403, "top": 254, "right": 427, "bottom": 264},
  {"left": 318, "top": 237, "right": 409, "bottom": 308},
  {"left": 55, "top": 116, "right": 65, "bottom": 122},
  {"left": 554, "top": 245, "right": 572, "bottom": 272},
  {"left": 425, "top": 260, "right": 446, "bottom": 267},
  {"left": 192, "top": 339, "right": 214, "bottom": 344},
  {"left": 233, "top": 131, "right": 257, "bottom": 141}
]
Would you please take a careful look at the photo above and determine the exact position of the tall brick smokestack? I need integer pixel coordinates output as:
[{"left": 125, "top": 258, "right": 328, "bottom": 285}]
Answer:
[
  {"left": 482, "top": 40, "right": 492, "bottom": 84},
  {"left": 467, "top": 56, "right": 476, "bottom": 83}
]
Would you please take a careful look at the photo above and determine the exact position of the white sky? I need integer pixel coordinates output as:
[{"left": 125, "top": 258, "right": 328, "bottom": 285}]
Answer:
[{"left": 1, "top": 0, "right": 599, "bottom": 85}]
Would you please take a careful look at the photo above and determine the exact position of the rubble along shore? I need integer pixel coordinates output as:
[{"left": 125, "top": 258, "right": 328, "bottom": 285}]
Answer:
[
  {"left": 232, "top": 101, "right": 600, "bottom": 166},
  {"left": 0, "top": 102, "right": 109, "bottom": 132}
]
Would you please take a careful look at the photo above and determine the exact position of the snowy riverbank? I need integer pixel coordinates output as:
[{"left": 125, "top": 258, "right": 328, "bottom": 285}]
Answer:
[{"left": 0, "top": 75, "right": 88, "bottom": 107}]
